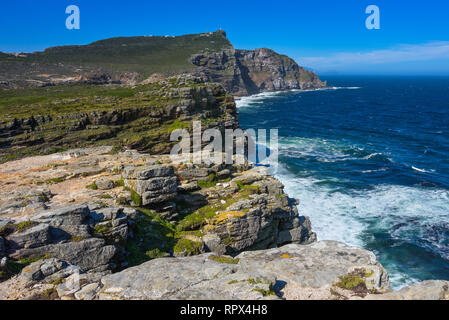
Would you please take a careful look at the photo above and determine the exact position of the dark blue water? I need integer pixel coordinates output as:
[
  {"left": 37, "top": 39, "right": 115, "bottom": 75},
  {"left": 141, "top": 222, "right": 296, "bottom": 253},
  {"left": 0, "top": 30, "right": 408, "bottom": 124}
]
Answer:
[{"left": 237, "top": 76, "right": 449, "bottom": 288}]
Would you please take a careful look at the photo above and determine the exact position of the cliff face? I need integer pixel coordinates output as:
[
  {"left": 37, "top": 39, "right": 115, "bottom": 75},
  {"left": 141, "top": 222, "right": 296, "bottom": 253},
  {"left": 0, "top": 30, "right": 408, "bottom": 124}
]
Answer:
[
  {"left": 0, "top": 31, "right": 326, "bottom": 96},
  {"left": 189, "top": 40, "right": 327, "bottom": 96},
  {"left": 0, "top": 75, "right": 238, "bottom": 163},
  {"left": 235, "top": 48, "right": 326, "bottom": 94}
]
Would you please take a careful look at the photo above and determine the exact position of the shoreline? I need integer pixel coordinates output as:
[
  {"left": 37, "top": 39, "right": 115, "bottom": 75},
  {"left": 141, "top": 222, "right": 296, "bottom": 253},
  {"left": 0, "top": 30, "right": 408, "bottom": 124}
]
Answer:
[{"left": 233, "top": 84, "right": 447, "bottom": 291}]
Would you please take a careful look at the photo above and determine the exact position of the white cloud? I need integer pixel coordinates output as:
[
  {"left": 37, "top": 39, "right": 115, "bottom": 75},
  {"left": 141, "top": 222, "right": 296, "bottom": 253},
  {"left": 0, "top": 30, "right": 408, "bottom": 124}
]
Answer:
[{"left": 299, "top": 41, "right": 449, "bottom": 73}]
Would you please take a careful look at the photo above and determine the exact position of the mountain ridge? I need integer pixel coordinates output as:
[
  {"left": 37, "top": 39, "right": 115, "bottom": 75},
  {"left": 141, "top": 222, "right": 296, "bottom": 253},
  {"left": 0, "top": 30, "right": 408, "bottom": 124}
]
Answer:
[{"left": 0, "top": 30, "right": 326, "bottom": 95}]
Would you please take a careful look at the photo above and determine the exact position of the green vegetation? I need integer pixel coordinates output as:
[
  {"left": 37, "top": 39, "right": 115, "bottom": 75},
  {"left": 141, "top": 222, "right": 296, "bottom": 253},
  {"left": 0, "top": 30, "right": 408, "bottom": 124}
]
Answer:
[
  {"left": 334, "top": 268, "right": 374, "bottom": 295},
  {"left": 176, "top": 186, "right": 255, "bottom": 233},
  {"left": 93, "top": 223, "right": 112, "bottom": 236},
  {"left": 236, "top": 181, "right": 260, "bottom": 193},
  {"left": 0, "top": 255, "right": 47, "bottom": 281},
  {"left": 116, "top": 197, "right": 127, "bottom": 205},
  {"left": 166, "top": 119, "right": 190, "bottom": 132},
  {"left": 246, "top": 279, "right": 263, "bottom": 285},
  {"left": 335, "top": 274, "right": 366, "bottom": 290},
  {"left": 124, "top": 208, "right": 176, "bottom": 267},
  {"left": 49, "top": 278, "right": 64, "bottom": 286},
  {"left": 0, "top": 31, "right": 231, "bottom": 83},
  {"left": 130, "top": 189, "right": 142, "bottom": 207},
  {"left": 208, "top": 255, "right": 239, "bottom": 265},
  {"left": 19, "top": 256, "right": 46, "bottom": 266},
  {"left": 15, "top": 221, "right": 39, "bottom": 233},
  {"left": 252, "top": 286, "right": 277, "bottom": 297},
  {"left": 45, "top": 176, "right": 66, "bottom": 185},
  {"left": 114, "top": 178, "right": 125, "bottom": 187},
  {"left": 176, "top": 212, "right": 207, "bottom": 231},
  {"left": 86, "top": 183, "right": 98, "bottom": 190},
  {"left": 173, "top": 238, "right": 202, "bottom": 256},
  {"left": 71, "top": 236, "right": 83, "bottom": 242},
  {"left": 0, "top": 75, "right": 231, "bottom": 163},
  {"left": 145, "top": 248, "right": 167, "bottom": 260},
  {"left": 197, "top": 173, "right": 218, "bottom": 189}
]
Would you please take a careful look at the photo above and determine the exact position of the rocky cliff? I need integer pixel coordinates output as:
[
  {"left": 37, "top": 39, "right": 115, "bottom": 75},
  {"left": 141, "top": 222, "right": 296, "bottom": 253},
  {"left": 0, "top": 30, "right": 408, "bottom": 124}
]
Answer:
[
  {"left": 0, "top": 147, "right": 446, "bottom": 300},
  {"left": 0, "top": 146, "right": 316, "bottom": 299},
  {"left": 0, "top": 31, "right": 326, "bottom": 95},
  {"left": 0, "top": 41, "right": 443, "bottom": 300},
  {"left": 190, "top": 46, "right": 326, "bottom": 96},
  {"left": 0, "top": 75, "right": 237, "bottom": 163}
]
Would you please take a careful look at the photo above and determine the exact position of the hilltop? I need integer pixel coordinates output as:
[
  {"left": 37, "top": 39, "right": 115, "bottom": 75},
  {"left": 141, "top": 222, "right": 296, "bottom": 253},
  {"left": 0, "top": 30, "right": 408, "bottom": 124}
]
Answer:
[{"left": 0, "top": 30, "right": 326, "bottom": 95}]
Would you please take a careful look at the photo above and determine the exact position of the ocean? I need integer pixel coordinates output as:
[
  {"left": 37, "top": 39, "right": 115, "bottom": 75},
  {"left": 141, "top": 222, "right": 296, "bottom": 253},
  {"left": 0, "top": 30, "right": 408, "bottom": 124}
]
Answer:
[{"left": 236, "top": 76, "right": 449, "bottom": 289}]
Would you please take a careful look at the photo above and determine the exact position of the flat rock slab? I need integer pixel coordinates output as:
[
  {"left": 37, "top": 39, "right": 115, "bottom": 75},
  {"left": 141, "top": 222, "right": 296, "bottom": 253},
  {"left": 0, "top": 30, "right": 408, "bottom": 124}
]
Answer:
[
  {"left": 98, "top": 241, "right": 390, "bottom": 300},
  {"left": 32, "top": 204, "right": 90, "bottom": 227},
  {"left": 361, "top": 280, "right": 449, "bottom": 300}
]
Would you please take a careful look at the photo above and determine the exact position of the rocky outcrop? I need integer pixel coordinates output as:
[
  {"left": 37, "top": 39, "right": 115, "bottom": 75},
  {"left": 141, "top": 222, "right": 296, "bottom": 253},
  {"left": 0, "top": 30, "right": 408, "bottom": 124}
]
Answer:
[
  {"left": 189, "top": 42, "right": 327, "bottom": 96},
  {"left": 235, "top": 49, "right": 326, "bottom": 94},
  {"left": 0, "top": 147, "right": 315, "bottom": 298},
  {"left": 96, "top": 241, "right": 390, "bottom": 300},
  {"left": 0, "top": 148, "right": 447, "bottom": 300},
  {"left": 1, "top": 203, "right": 132, "bottom": 274},
  {"left": 0, "top": 75, "right": 238, "bottom": 163},
  {"left": 361, "top": 280, "right": 449, "bottom": 300},
  {"left": 122, "top": 165, "right": 178, "bottom": 207}
]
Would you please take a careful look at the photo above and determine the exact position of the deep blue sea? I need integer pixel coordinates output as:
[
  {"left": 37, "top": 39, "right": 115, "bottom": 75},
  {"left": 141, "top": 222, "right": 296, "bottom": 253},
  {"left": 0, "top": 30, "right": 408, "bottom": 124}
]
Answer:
[{"left": 236, "top": 76, "right": 449, "bottom": 289}]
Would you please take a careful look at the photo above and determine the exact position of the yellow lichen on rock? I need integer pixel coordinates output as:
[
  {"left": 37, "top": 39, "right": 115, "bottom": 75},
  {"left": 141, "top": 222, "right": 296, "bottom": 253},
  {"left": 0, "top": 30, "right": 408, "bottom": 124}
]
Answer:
[{"left": 211, "top": 211, "right": 246, "bottom": 225}]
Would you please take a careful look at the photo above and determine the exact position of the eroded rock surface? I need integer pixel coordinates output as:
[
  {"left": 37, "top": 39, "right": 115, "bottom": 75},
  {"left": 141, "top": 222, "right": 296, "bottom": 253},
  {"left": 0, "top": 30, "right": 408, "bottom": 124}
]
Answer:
[
  {"left": 0, "top": 147, "right": 315, "bottom": 299},
  {"left": 97, "top": 241, "right": 390, "bottom": 300}
]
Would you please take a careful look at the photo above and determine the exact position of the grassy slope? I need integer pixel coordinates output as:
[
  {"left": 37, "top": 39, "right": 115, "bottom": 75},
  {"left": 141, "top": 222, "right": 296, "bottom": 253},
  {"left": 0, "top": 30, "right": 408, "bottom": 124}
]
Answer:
[
  {"left": 0, "top": 84, "right": 144, "bottom": 120},
  {"left": 0, "top": 31, "right": 232, "bottom": 78},
  {"left": 0, "top": 78, "right": 234, "bottom": 163}
]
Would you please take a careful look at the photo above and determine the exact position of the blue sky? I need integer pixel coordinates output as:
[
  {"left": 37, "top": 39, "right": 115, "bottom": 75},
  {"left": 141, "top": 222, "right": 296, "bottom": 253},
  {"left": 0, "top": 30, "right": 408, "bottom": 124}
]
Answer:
[{"left": 1, "top": 0, "right": 449, "bottom": 75}]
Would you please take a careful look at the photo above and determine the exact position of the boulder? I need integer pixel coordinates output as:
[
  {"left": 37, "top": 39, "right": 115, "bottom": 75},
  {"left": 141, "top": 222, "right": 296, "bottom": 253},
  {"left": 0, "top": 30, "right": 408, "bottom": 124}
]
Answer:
[
  {"left": 236, "top": 241, "right": 390, "bottom": 300},
  {"left": 74, "top": 282, "right": 100, "bottom": 300},
  {"left": 12, "top": 238, "right": 117, "bottom": 272},
  {"left": 20, "top": 258, "right": 70, "bottom": 282},
  {"left": 123, "top": 165, "right": 178, "bottom": 206},
  {"left": 178, "top": 181, "right": 199, "bottom": 192},
  {"left": 95, "top": 178, "right": 115, "bottom": 190},
  {"left": 202, "top": 234, "right": 226, "bottom": 256},
  {"left": 32, "top": 204, "right": 90, "bottom": 227},
  {"left": 217, "top": 169, "right": 231, "bottom": 179},
  {"left": 361, "top": 280, "right": 449, "bottom": 300},
  {"left": 204, "top": 190, "right": 315, "bottom": 254},
  {"left": 7, "top": 224, "right": 51, "bottom": 249},
  {"left": 178, "top": 167, "right": 210, "bottom": 180},
  {"left": 133, "top": 177, "right": 178, "bottom": 195},
  {"left": 122, "top": 165, "right": 174, "bottom": 180}
]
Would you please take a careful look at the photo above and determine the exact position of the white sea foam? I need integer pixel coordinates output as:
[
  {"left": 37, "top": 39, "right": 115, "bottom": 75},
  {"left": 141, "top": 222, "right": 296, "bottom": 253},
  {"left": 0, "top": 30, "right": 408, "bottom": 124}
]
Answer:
[
  {"left": 239, "top": 87, "right": 448, "bottom": 289},
  {"left": 279, "top": 136, "right": 363, "bottom": 163},
  {"left": 236, "top": 91, "right": 285, "bottom": 108},
  {"left": 411, "top": 166, "right": 435, "bottom": 173},
  {"left": 264, "top": 136, "right": 449, "bottom": 289},
  {"left": 329, "top": 86, "right": 362, "bottom": 90},
  {"left": 235, "top": 87, "right": 361, "bottom": 108},
  {"left": 273, "top": 161, "right": 449, "bottom": 289}
]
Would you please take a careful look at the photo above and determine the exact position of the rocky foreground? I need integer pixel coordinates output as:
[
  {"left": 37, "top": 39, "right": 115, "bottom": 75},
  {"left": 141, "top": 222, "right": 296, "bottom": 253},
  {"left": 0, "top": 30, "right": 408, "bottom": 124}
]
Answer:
[{"left": 0, "top": 147, "right": 447, "bottom": 300}]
